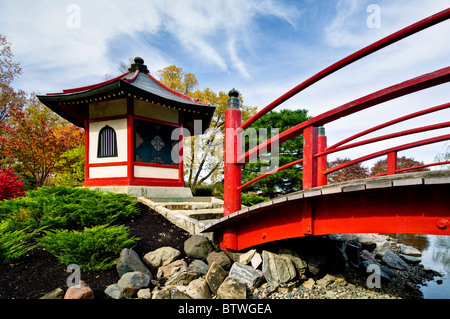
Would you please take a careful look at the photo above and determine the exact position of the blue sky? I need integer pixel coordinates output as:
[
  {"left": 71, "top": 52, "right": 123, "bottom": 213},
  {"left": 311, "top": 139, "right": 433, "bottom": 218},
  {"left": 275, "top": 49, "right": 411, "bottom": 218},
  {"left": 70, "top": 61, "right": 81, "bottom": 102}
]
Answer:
[{"left": 1, "top": 0, "right": 449, "bottom": 167}]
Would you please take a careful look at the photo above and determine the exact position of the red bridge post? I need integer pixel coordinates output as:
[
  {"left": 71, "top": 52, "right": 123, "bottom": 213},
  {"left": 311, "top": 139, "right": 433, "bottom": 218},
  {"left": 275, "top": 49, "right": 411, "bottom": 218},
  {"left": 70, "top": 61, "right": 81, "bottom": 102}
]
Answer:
[
  {"left": 222, "top": 89, "right": 242, "bottom": 251},
  {"left": 317, "top": 126, "right": 328, "bottom": 186}
]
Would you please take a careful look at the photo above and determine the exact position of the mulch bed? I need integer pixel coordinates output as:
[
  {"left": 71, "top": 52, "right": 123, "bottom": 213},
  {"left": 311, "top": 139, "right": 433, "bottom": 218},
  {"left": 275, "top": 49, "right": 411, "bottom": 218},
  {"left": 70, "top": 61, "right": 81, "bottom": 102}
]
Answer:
[{"left": 0, "top": 203, "right": 192, "bottom": 299}]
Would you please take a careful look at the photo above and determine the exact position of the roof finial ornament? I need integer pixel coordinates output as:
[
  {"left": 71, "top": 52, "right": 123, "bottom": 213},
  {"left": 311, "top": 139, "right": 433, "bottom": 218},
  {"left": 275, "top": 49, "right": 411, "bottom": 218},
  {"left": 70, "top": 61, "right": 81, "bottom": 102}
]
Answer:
[{"left": 129, "top": 56, "right": 149, "bottom": 74}]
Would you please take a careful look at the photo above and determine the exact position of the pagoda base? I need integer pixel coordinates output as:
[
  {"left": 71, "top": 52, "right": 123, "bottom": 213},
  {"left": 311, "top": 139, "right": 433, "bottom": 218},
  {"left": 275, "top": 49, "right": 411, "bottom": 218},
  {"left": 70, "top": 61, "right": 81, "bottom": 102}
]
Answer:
[{"left": 85, "top": 185, "right": 193, "bottom": 199}]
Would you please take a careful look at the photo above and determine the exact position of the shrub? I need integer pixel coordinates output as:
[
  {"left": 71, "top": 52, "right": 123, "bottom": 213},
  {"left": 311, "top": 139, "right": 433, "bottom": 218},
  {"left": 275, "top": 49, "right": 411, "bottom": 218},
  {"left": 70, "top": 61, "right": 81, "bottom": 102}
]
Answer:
[
  {"left": 0, "top": 168, "right": 25, "bottom": 201},
  {"left": 241, "top": 193, "right": 269, "bottom": 206},
  {"left": 0, "top": 186, "right": 139, "bottom": 230},
  {"left": 38, "top": 224, "right": 139, "bottom": 272},
  {"left": 192, "top": 186, "right": 213, "bottom": 196},
  {"left": 0, "top": 220, "right": 37, "bottom": 266}
]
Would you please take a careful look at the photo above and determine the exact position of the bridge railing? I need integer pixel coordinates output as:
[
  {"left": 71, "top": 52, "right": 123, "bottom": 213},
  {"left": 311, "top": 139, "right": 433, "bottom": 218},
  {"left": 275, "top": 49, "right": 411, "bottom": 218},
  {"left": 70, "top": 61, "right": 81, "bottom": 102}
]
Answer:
[{"left": 222, "top": 8, "right": 450, "bottom": 233}]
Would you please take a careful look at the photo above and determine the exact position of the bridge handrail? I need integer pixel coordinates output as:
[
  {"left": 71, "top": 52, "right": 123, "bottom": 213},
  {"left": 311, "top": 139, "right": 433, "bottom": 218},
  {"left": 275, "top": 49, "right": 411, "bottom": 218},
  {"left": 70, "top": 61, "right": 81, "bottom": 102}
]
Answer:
[
  {"left": 233, "top": 9, "right": 450, "bottom": 192},
  {"left": 240, "top": 8, "right": 450, "bottom": 131}
]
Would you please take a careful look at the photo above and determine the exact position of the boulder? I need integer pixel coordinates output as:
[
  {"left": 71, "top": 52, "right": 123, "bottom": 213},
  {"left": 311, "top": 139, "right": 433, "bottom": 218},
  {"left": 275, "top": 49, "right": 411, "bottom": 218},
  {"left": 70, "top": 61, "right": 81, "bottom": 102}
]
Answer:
[
  {"left": 382, "top": 250, "right": 410, "bottom": 271},
  {"left": 262, "top": 250, "right": 296, "bottom": 290},
  {"left": 184, "top": 235, "right": 213, "bottom": 260},
  {"left": 239, "top": 249, "right": 256, "bottom": 265},
  {"left": 104, "top": 283, "right": 122, "bottom": 299},
  {"left": 157, "top": 259, "right": 187, "bottom": 279},
  {"left": 397, "top": 244, "right": 422, "bottom": 257},
  {"left": 302, "top": 278, "right": 315, "bottom": 290},
  {"left": 207, "top": 251, "right": 232, "bottom": 270},
  {"left": 137, "top": 288, "right": 152, "bottom": 299},
  {"left": 188, "top": 259, "right": 209, "bottom": 275},
  {"left": 304, "top": 253, "right": 326, "bottom": 276},
  {"left": 251, "top": 252, "right": 263, "bottom": 269},
  {"left": 170, "top": 287, "right": 192, "bottom": 299},
  {"left": 40, "top": 288, "right": 64, "bottom": 299},
  {"left": 278, "top": 249, "right": 307, "bottom": 276},
  {"left": 217, "top": 277, "right": 247, "bottom": 299},
  {"left": 399, "top": 254, "right": 421, "bottom": 264},
  {"left": 185, "top": 278, "right": 211, "bottom": 299},
  {"left": 64, "top": 281, "right": 94, "bottom": 299},
  {"left": 229, "top": 262, "right": 264, "bottom": 290},
  {"left": 117, "top": 271, "right": 151, "bottom": 298},
  {"left": 116, "top": 248, "right": 152, "bottom": 278},
  {"left": 316, "top": 274, "right": 336, "bottom": 288},
  {"left": 205, "top": 261, "right": 227, "bottom": 294},
  {"left": 152, "top": 287, "right": 171, "bottom": 299},
  {"left": 165, "top": 268, "right": 200, "bottom": 286},
  {"left": 143, "top": 246, "right": 181, "bottom": 268}
]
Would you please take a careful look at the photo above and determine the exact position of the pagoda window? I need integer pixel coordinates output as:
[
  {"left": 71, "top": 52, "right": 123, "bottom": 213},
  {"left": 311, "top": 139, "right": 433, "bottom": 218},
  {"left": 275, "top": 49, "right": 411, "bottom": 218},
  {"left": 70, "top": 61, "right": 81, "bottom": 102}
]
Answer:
[{"left": 97, "top": 125, "right": 118, "bottom": 158}]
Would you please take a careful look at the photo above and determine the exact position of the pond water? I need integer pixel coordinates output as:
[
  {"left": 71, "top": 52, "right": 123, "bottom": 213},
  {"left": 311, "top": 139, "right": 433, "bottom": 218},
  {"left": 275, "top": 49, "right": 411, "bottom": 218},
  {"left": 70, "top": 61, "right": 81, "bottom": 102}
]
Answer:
[{"left": 387, "top": 234, "right": 450, "bottom": 299}]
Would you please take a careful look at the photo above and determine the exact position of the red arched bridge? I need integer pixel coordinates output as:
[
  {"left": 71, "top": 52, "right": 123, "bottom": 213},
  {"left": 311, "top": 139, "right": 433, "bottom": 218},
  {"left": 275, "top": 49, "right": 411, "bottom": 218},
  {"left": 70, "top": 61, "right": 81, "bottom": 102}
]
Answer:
[{"left": 201, "top": 8, "right": 450, "bottom": 251}]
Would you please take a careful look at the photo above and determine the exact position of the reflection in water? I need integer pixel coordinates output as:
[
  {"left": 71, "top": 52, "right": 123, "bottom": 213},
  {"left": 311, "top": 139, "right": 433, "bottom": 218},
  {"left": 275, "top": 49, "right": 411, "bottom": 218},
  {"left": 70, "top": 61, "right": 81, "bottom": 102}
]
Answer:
[{"left": 387, "top": 234, "right": 450, "bottom": 299}]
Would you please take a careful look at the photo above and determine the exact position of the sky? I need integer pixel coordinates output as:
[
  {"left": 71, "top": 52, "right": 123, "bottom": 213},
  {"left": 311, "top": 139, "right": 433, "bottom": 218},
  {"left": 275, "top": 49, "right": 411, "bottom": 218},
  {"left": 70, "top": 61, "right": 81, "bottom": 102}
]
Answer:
[{"left": 1, "top": 0, "right": 449, "bottom": 169}]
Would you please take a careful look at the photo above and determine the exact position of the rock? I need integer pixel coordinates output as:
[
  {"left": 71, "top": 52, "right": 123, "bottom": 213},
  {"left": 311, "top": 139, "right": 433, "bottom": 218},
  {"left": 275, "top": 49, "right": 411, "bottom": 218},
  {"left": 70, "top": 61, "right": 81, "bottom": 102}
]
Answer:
[
  {"left": 170, "top": 287, "right": 192, "bottom": 299},
  {"left": 239, "top": 249, "right": 256, "bottom": 265},
  {"left": 40, "top": 288, "right": 64, "bottom": 299},
  {"left": 152, "top": 287, "right": 171, "bottom": 299},
  {"left": 325, "top": 291, "right": 337, "bottom": 299},
  {"left": 251, "top": 252, "right": 263, "bottom": 269},
  {"left": 64, "top": 281, "right": 94, "bottom": 299},
  {"left": 117, "top": 271, "right": 151, "bottom": 298},
  {"left": 104, "top": 283, "right": 122, "bottom": 299},
  {"left": 360, "top": 250, "right": 376, "bottom": 262},
  {"left": 278, "top": 249, "right": 308, "bottom": 276},
  {"left": 184, "top": 235, "right": 213, "bottom": 260},
  {"left": 305, "top": 253, "right": 326, "bottom": 276},
  {"left": 116, "top": 248, "right": 152, "bottom": 278},
  {"left": 143, "top": 246, "right": 181, "bottom": 268},
  {"left": 165, "top": 268, "right": 200, "bottom": 286},
  {"left": 217, "top": 277, "right": 247, "bottom": 299},
  {"left": 302, "top": 278, "right": 315, "bottom": 290},
  {"left": 345, "top": 242, "right": 361, "bottom": 268},
  {"left": 316, "top": 274, "right": 336, "bottom": 288},
  {"left": 205, "top": 261, "right": 227, "bottom": 294},
  {"left": 262, "top": 250, "right": 296, "bottom": 290},
  {"left": 229, "top": 262, "right": 264, "bottom": 290},
  {"left": 399, "top": 254, "right": 421, "bottom": 264},
  {"left": 137, "top": 288, "right": 152, "bottom": 299},
  {"left": 382, "top": 250, "right": 410, "bottom": 271},
  {"left": 207, "top": 251, "right": 232, "bottom": 270},
  {"left": 334, "top": 275, "right": 347, "bottom": 286},
  {"left": 157, "top": 259, "right": 187, "bottom": 279},
  {"left": 185, "top": 278, "right": 211, "bottom": 299},
  {"left": 397, "top": 244, "right": 422, "bottom": 257},
  {"left": 189, "top": 259, "right": 209, "bottom": 275}
]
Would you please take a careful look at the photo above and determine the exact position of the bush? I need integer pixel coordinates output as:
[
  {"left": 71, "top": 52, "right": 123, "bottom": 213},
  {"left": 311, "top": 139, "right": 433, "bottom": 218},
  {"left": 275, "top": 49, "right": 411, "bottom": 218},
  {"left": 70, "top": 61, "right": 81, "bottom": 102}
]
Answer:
[
  {"left": 38, "top": 224, "right": 139, "bottom": 272},
  {"left": 0, "top": 220, "right": 37, "bottom": 266},
  {"left": 0, "top": 168, "right": 25, "bottom": 201},
  {"left": 241, "top": 193, "right": 269, "bottom": 206},
  {"left": 192, "top": 186, "right": 213, "bottom": 196},
  {"left": 0, "top": 186, "right": 139, "bottom": 230}
]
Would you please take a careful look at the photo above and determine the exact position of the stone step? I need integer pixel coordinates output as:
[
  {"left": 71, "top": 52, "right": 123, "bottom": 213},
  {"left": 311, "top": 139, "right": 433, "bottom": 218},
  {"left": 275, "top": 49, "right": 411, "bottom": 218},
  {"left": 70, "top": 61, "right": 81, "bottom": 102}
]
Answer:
[{"left": 175, "top": 208, "right": 224, "bottom": 221}]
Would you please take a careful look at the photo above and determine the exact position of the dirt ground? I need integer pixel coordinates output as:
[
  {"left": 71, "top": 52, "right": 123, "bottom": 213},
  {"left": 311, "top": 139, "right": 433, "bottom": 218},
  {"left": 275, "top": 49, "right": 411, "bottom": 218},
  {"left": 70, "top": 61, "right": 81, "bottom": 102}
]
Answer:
[{"left": 0, "top": 203, "right": 191, "bottom": 299}]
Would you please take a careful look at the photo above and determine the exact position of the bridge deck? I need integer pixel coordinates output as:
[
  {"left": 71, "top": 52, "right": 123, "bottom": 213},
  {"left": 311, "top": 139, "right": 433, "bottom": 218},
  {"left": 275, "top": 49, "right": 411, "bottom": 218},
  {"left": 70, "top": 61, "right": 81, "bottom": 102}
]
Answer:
[{"left": 201, "top": 170, "right": 450, "bottom": 251}]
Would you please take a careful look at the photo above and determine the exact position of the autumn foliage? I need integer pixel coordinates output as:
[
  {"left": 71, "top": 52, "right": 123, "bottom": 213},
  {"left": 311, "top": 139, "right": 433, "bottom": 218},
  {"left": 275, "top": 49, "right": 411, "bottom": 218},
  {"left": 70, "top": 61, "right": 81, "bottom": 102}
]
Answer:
[
  {"left": 0, "top": 168, "right": 25, "bottom": 201},
  {"left": 0, "top": 106, "right": 84, "bottom": 187}
]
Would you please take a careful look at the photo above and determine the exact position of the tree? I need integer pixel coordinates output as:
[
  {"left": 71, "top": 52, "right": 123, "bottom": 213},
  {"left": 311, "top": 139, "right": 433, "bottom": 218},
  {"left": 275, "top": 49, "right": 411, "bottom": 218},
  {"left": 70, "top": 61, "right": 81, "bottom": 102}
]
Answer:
[
  {"left": 0, "top": 34, "right": 24, "bottom": 126},
  {"left": 434, "top": 142, "right": 450, "bottom": 169},
  {"left": 154, "top": 65, "right": 257, "bottom": 189},
  {"left": 241, "top": 109, "right": 310, "bottom": 198},
  {"left": 0, "top": 103, "right": 84, "bottom": 187},
  {"left": 327, "top": 157, "right": 369, "bottom": 183},
  {"left": 370, "top": 156, "right": 429, "bottom": 176}
]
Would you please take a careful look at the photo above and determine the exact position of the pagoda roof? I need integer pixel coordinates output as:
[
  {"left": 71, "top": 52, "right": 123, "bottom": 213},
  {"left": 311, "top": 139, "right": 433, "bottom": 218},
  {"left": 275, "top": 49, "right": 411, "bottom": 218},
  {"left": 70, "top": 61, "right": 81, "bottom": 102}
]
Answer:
[{"left": 37, "top": 57, "right": 216, "bottom": 135}]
